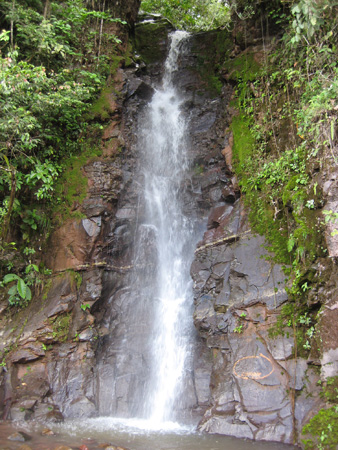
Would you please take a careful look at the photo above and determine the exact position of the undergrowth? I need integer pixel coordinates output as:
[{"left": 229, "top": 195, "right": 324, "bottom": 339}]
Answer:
[{"left": 228, "top": 0, "right": 338, "bottom": 362}]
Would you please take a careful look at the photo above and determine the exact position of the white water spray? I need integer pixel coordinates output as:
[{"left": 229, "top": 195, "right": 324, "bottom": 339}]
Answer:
[{"left": 138, "top": 31, "right": 194, "bottom": 425}]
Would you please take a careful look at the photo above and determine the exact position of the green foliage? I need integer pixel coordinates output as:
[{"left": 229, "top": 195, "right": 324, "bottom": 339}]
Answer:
[
  {"left": 49, "top": 313, "right": 71, "bottom": 342},
  {"left": 228, "top": 0, "right": 338, "bottom": 373},
  {"left": 302, "top": 406, "right": 338, "bottom": 450},
  {"left": 0, "top": 54, "right": 100, "bottom": 204},
  {"left": 322, "top": 377, "right": 338, "bottom": 405},
  {"left": 290, "top": 0, "right": 337, "bottom": 45},
  {"left": 0, "top": 0, "right": 126, "bottom": 290},
  {"left": 140, "top": 0, "right": 230, "bottom": 31},
  {"left": 2, "top": 273, "right": 32, "bottom": 305}
]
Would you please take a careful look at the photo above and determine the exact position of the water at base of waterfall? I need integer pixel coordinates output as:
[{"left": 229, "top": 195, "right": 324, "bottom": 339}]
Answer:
[{"left": 0, "top": 419, "right": 298, "bottom": 450}]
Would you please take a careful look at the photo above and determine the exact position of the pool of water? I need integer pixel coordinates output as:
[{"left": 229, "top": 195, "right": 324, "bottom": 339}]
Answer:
[{"left": 0, "top": 418, "right": 299, "bottom": 450}]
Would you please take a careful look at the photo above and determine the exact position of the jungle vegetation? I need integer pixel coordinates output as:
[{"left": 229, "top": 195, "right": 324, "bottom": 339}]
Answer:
[{"left": 0, "top": 0, "right": 126, "bottom": 302}]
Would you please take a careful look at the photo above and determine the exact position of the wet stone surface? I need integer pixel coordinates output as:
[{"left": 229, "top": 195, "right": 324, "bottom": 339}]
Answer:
[{"left": 191, "top": 200, "right": 322, "bottom": 443}]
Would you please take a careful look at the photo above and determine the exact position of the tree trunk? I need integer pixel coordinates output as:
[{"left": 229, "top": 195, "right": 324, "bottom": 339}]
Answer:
[{"left": 43, "top": 0, "right": 51, "bottom": 19}]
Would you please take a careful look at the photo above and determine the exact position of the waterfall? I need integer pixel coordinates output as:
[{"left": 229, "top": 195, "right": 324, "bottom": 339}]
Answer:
[
  {"left": 96, "top": 30, "right": 197, "bottom": 428},
  {"left": 136, "top": 30, "right": 195, "bottom": 424}
]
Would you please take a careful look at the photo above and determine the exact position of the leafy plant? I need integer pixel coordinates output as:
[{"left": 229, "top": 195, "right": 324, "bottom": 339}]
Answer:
[
  {"left": 2, "top": 273, "right": 32, "bottom": 305},
  {"left": 234, "top": 324, "right": 243, "bottom": 333},
  {"left": 80, "top": 303, "right": 91, "bottom": 311}
]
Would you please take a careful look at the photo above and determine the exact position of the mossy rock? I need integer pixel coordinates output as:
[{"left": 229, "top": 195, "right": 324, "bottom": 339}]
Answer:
[
  {"left": 224, "top": 52, "right": 261, "bottom": 82},
  {"left": 49, "top": 313, "right": 72, "bottom": 343},
  {"left": 87, "top": 87, "right": 116, "bottom": 123},
  {"left": 53, "top": 145, "right": 102, "bottom": 222},
  {"left": 134, "top": 18, "right": 174, "bottom": 66},
  {"left": 302, "top": 406, "right": 338, "bottom": 450},
  {"left": 231, "top": 113, "right": 255, "bottom": 172},
  {"left": 190, "top": 29, "right": 232, "bottom": 95}
]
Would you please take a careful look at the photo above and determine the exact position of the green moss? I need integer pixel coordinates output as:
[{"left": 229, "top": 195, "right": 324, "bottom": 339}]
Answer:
[
  {"left": 231, "top": 114, "right": 255, "bottom": 174},
  {"left": 231, "top": 113, "right": 290, "bottom": 262},
  {"left": 49, "top": 313, "right": 71, "bottom": 343},
  {"left": 53, "top": 145, "right": 102, "bottom": 222},
  {"left": 123, "top": 41, "right": 134, "bottom": 68},
  {"left": 87, "top": 87, "right": 115, "bottom": 122},
  {"left": 41, "top": 278, "right": 53, "bottom": 301},
  {"left": 302, "top": 407, "right": 338, "bottom": 450},
  {"left": 224, "top": 52, "right": 261, "bottom": 82},
  {"left": 323, "top": 377, "right": 338, "bottom": 404},
  {"left": 192, "top": 29, "right": 232, "bottom": 96},
  {"left": 68, "top": 269, "right": 82, "bottom": 290},
  {"left": 134, "top": 19, "right": 173, "bottom": 65}
]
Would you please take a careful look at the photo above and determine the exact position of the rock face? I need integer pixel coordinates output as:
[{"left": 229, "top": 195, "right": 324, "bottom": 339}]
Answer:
[
  {"left": 108, "top": 0, "right": 141, "bottom": 25},
  {"left": 190, "top": 201, "right": 321, "bottom": 443}
]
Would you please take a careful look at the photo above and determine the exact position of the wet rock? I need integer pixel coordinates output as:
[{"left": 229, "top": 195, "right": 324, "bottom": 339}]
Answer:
[
  {"left": 200, "top": 415, "right": 254, "bottom": 439},
  {"left": 191, "top": 111, "right": 217, "bottom": 134},
  {"left": 42, "top": 428, "right": 55, "bottom": 435},
  {"left": 192, "top": 196, "right": 298, "bottom": 443},
  {"left": 46, "top": 409, "right": 64, "bottom": 423},
  {"left": 10, "top": 348, "right": 43, "bottom": 364},
  {"left": 82, "top": 217, "right": 102, "bottom": 238},
  {"left": 103, "top": 446, "right": 129, "bottom": 450},
  {"left": 8, "top": 431, "right": 30, "bottom": 442},
  {"left": 18, "top": 398, "right": 38, "bottom": 410},
  {"left": 265, "top": 335, "right": 294, "bottom": 360},
  {"left": 10, "top": 406, "right": 33, "bottom": 421},
  {"left": 279, "top": 359, "right": 308, "bottom": 390},
  {"left": 134, "top": 17, "right": 174, "bottom": 70},
  {"left": 32, "top": 403, "right": 64, "bottom": 422},
  {"left": 126, "top": 77, "right": 154, "bottom": 100},
  {"left": 115, "top": 207, "right": 135, "bottom": 220},
  {"left": 207, "top": 204, "right": 233, "bottom": 230},
  {"left": 78, "top": 328, "right": 94, "bottom": 341},
  {"left": 221, "top": 185, "right": 236, "bottom": 203},
  {"left": 194, "top": 357, "right": 212, "bottom": 405},
  {"left": 53, "top": 446, "right": 73, "bottom": 450}
]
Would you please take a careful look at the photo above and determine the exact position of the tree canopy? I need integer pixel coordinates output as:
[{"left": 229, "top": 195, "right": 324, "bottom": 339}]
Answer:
[{"left": 140, "top": 0, "right": 231, "bottom": 31}]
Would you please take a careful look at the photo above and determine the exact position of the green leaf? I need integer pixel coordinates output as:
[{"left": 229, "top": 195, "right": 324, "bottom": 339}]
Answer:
[
  {"left": 8, "top": 285, "right": 18, "bottom": 296},
  {"left": 3, "top": 273, "right": 20, "bottom": 284},
  {"left": 17, "top": 278, "right": 27, "bottom": 299},
  {"left": 25, "top": 286, "right": 32, "bottom": 301},
  {"left": 287, "top": 235, "right": 295, "bottom": 252},
  {"left": 292, "top": 4, "right": 301, "bottom": 14}
]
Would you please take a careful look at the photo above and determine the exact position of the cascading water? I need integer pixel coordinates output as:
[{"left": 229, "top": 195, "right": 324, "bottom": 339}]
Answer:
[
  {"left": 137, "top": 30, "right": 194, "bottom": 424},
  {"left": 96, "top": 30, "right": 198, "bottom": 429}
]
